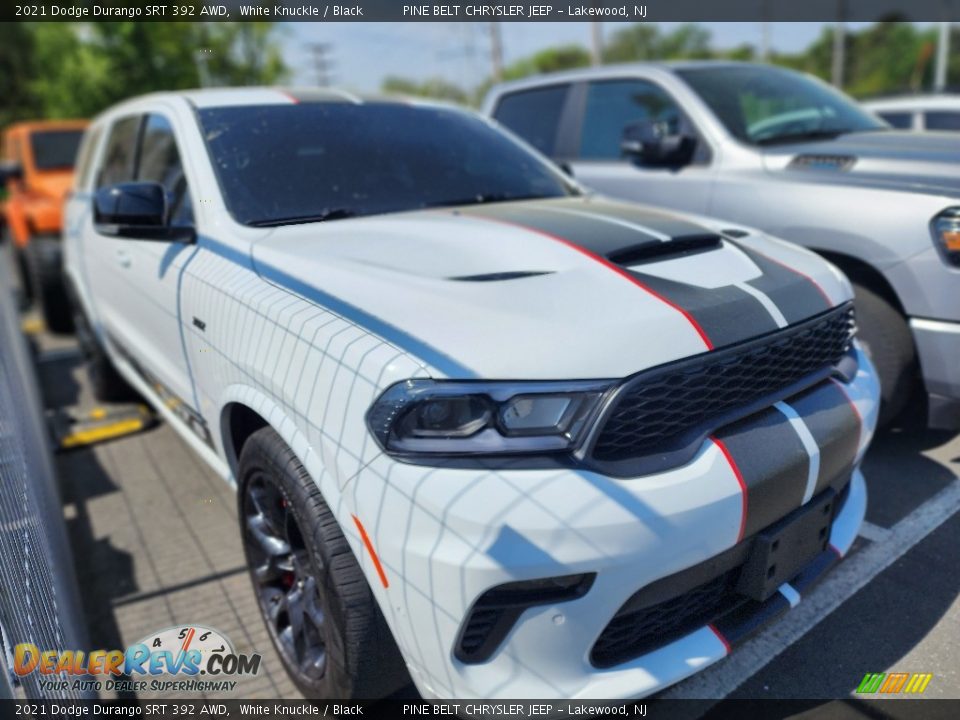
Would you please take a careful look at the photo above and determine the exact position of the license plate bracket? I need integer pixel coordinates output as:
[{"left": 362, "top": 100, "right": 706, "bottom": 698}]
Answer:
[{"left": 736, "top": 489, "right": 837, "bottom": 602}]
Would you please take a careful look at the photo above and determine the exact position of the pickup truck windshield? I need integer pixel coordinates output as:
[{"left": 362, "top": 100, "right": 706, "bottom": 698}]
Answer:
[
  {"left": 30, "top": 129, "right": 84, "bottom": 170},
  {"left": 676, "top": 66, "right": 886, "bottom": 146},
  {"left": 198, "top": 103, "right": 577, "bottom": 226}
]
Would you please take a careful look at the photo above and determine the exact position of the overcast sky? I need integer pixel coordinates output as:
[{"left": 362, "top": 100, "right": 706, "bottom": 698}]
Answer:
[{"left": 282, "top": 21, "right": 910, "bottom": 92}]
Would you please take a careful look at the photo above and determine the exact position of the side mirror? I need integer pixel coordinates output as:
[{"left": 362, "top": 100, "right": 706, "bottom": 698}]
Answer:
[
  {"left": 0, "top": 161, "right": 23, "bottom": 185},
  {"left": 620, "top": 120, "right": 696, "bottom": 168},
  {"left": 94, "top": 182, "right": 194, "bottom": 242}
]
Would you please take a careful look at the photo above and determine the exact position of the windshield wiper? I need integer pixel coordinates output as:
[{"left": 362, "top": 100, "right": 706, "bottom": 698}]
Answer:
[
  {"left": 755, "top": 129, "right": 851, "bottom": 146},
  {"left": 425, "top": 192, "right": 561, "bottom": 209},
  {"left": 248, "top": 209, "right": 357, "bottom": 227}
]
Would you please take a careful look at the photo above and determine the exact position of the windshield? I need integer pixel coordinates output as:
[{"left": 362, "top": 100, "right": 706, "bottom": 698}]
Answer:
[
  {"left": 198, "top": 103, "right": 577, "bottom": 226},
  {"left": 30, "top": 129, "right": 85, "bottom": 170},
  {"left": 676, "top": 65, "right": 886, "bottom": 146}
]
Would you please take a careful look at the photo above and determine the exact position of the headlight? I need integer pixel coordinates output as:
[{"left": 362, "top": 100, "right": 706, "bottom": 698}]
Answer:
[
  {"left": 366, "top": 379, "right": 613, "bottom": 457},
  {"left": 932, "top": 208, "right": 960, "bottom": 267}
]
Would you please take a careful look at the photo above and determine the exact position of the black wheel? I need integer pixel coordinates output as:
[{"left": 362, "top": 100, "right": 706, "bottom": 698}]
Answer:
[
  {"left": 68, "top": 285, "right": 138, "bottom": 403},
  {"left": 14, "top": 243, "right": 35, "bottom": 304},
  {"left": 238, "top": 427, "right": 409, "bottom": 699},
  {"left": 852, "top": 282, "right": 917, "bottom": 427},
  {"left": 26, "top": 235, "right": 74, "bottom": 333}
]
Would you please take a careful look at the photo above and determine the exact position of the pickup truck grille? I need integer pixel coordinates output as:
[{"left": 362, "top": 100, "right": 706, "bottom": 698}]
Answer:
[{"left": 590, "top": 304, "right": 856, "bottom": 469}]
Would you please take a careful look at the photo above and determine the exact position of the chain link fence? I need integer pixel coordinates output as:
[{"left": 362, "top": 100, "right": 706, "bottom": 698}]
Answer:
[{"left": 0, "top": 246, "right": 92, "bottom": 700}]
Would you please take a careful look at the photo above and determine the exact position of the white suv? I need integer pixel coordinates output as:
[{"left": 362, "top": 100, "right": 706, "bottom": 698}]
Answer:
[{"left": 64, "top": 88, "right": 879, "bottom": 699}]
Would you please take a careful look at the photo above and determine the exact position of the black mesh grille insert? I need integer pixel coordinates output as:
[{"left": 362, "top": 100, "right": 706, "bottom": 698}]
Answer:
[
  {"left": 591, "top": 570, "right": 742, "bottom": 668},
  {"left": 592, "top": 304, "right": 855, "bottom": 464}
]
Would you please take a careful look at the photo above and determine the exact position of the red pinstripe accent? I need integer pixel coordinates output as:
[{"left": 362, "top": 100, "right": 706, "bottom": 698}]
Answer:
[
  {"left": 278, "top": 90, "right": 300, "bottom": 104},
  {"left": 352, "top": 515, "right": 389, "bottom": 588},
  {"left": 465, "top": 213, "right": 714, "bottom": 350},
  {"left": 708, "top": 623, "right": 732, "bottom": 654},
  {"left": 712, "top": 436, "right": 748, "bottom": 543},
  {"left": 748, "top": 246, "right": 832, "bottom": 306}
]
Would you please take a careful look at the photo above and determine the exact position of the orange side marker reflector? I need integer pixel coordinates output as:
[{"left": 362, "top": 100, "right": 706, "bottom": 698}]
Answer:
[{"left": 352, "top": 515, "right": 389, "bottom": 588}]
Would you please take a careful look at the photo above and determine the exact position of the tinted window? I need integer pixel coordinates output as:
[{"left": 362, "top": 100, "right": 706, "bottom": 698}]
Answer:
[
  {"left": 74, "top": 127, "right": 102, "bottom": 191},
  {"left": 492, "top": 85, "right": 570, "bottom": 155},
  {"left": 198, "top": 103, "right": 577, "bottom": 226},
  {"left": 30, "top": 130, "right": 84, "bottom": 170},
  {"left": 579, "top": 80, "right": 682, "bottom": 159},
  {"left": 677, "top": 66, "right": 885, "bottom": 145},
  {"left": 137, "top": 114, "right": 193, "bottom": 226},
  {"left": 878, "top": 111, "right": 913, "bottom": 129},
  {"left": 925, "top": 111, "right": 960, "bottom": 131},
  {"left": 97, "top": 116, "right": 141, "bottom": 188}
]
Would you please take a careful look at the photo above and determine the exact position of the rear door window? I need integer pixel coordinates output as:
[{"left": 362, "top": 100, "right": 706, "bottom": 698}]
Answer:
[
  {"left": 97, "top": 116, "right": 142, "bottom": 188},
  {"left": 924, "top": 111, "right": 960, "bottom": 131},
  {"left": 492, "top": 84, "right": 571, "bottom": 156}
]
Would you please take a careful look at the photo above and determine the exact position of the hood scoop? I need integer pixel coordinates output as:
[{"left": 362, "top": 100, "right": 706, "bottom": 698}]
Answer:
[
  {"left": 607, "top": 234, "right": 722, "bottom": 267},
  {"left": 450, "top": 270, "right": 554, "bottom": 282},
  {"left": 789, "top": 154, "right": 857, "bottom": 171}
]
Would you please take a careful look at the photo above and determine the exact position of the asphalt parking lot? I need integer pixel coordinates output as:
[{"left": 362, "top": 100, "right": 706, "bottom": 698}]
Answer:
[{"left": 10, "top": 252, "right": 960, "bottom": 704}]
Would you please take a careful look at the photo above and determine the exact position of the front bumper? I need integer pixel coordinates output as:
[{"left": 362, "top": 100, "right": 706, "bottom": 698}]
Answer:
[
  {"left": 911, "top": 317, "right": 960, "bottom": 429},
  {"left": 348, "top": 347, "right": 879, "bottom": 699}
]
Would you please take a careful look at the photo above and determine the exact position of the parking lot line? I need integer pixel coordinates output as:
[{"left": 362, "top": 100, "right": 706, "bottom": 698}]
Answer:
[
  {"left": 661, "top": 477, "right": 960, "bottom": 700},
  {"left": 856, "top": 520, "right": 892, "bottom": 543}
]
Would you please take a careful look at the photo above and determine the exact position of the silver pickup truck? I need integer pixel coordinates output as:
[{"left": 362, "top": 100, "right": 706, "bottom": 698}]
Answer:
[{"left": 483, "top": 61, "right": 960, "bottom": 428}]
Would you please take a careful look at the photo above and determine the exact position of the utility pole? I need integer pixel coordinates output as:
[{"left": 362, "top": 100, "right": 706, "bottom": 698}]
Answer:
[
  {"left": 760, "top": 22, "right": 770, "bottom": 62},
  {"left": 935, "top": 21, "right": 951, "bottom": 92},
  {"left": 194, "top": 50, "right": 211, "bottom": 88},
  {"left": 489, "top": 22, "right": 504, "bottom": 82},
  {"left": 590, "top": 22, "right": 603, "bottom": 66},
  {"left": 307, "top": 42, "right": 334, "bottom": 87},
  {"left": 831, "top": 4, "right": 846, "bottom": 89}
]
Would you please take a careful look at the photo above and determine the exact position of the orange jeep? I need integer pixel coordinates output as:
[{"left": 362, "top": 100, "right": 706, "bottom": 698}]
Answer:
[{"left": 1, "top": 119, "right": 88, "bottom": 332}]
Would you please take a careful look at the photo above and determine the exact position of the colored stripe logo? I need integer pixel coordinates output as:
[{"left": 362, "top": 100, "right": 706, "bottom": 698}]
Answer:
[{"left": 856, "top": 672, "right": 933, "bottom": 694}]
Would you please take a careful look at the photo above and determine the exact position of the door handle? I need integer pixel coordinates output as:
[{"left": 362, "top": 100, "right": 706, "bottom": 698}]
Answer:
[{"left": 115, "top": 249, "right": 132, "bottom": 268}]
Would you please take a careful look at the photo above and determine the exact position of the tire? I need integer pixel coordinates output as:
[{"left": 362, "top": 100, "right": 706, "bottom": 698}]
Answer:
[
  {"left": 14, "top": 243, "right": 35, "bottom": 304},
  {"left": 238, "top": 427, "right": 409, "bottom": 699},
  {"left": 26, "top": 235, "right": 74, "bottom": 334},
  {"left": 852, "top": 282, "right": 917, "bottom": 427},
  {"left": 68, "top": 286, "right": 138, "bottom": 403}
]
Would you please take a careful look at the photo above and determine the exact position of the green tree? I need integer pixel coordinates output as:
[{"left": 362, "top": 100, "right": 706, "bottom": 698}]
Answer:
[
  {"left": 603, "top": 24, "right": 712, "bottom": 63},
  {"left": 4, "top": 21, "right": 289, "bottom": 126},
  {"left": 381, "top": 76, "right": 470, "bottom": 104}
]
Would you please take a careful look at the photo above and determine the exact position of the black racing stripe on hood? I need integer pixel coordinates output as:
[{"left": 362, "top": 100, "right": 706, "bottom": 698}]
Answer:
[
  {"left": 714, "top": 407, "right": 810, "bottom": 540},
  {"left": 787, "top": 381, "right": 861, "bottom": 499},
  {"left": 625, "top": 270, "right": 781, "bottom": 347},
  {"left": 733, "top": 242, "right": 833, "bottom": 324},
  {"left": 541, "top": 197, "right": 718, "bottom": 240},
  {"left": 465, "top": 203, "right": 664, "bottom": 258}
]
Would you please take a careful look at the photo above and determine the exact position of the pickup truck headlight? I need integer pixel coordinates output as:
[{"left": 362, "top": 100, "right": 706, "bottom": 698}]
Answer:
[
  {"left": 932, "top": 208, "right": 960, "bottom": 267},
  {"left": 367, "top": 379, "right": 613, "bottom": 456}
]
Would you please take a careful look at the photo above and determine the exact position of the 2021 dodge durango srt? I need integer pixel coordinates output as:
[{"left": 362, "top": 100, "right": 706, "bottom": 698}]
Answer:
[
  {"left": 1, "top": 119, "right": 88, "bottom": 332},
  {"left": 64, "top": 88, "right": 879, "bottom": 700},
  {"left": 485, "top": 62, "right": 960, "bottom": 429}
]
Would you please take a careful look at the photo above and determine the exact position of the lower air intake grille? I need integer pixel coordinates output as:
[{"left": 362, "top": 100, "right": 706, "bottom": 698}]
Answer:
[
  {"left": 591, "top": 304, "right": 855, "bottom": 468},
  {"left": 591, "top": 570, "right": 740, "bottom": 668}
]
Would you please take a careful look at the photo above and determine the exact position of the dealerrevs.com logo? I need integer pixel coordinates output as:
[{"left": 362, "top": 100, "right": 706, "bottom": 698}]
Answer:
[{"left": 14, "top": 625, "right": 261, "bottom": 694}]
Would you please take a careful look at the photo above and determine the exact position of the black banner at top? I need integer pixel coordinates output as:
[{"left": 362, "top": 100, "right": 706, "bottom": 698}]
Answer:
[{"left": 4, "top": 0, "right": 960, "bottom": 23}]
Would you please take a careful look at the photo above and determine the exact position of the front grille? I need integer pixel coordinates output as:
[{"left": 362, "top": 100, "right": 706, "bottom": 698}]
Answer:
[
  {"left": 591, "top": 570, "right": 741, "bottom": 668},
  {"left": 591, "top": 304, "right": 855, "bottom": 467}
]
